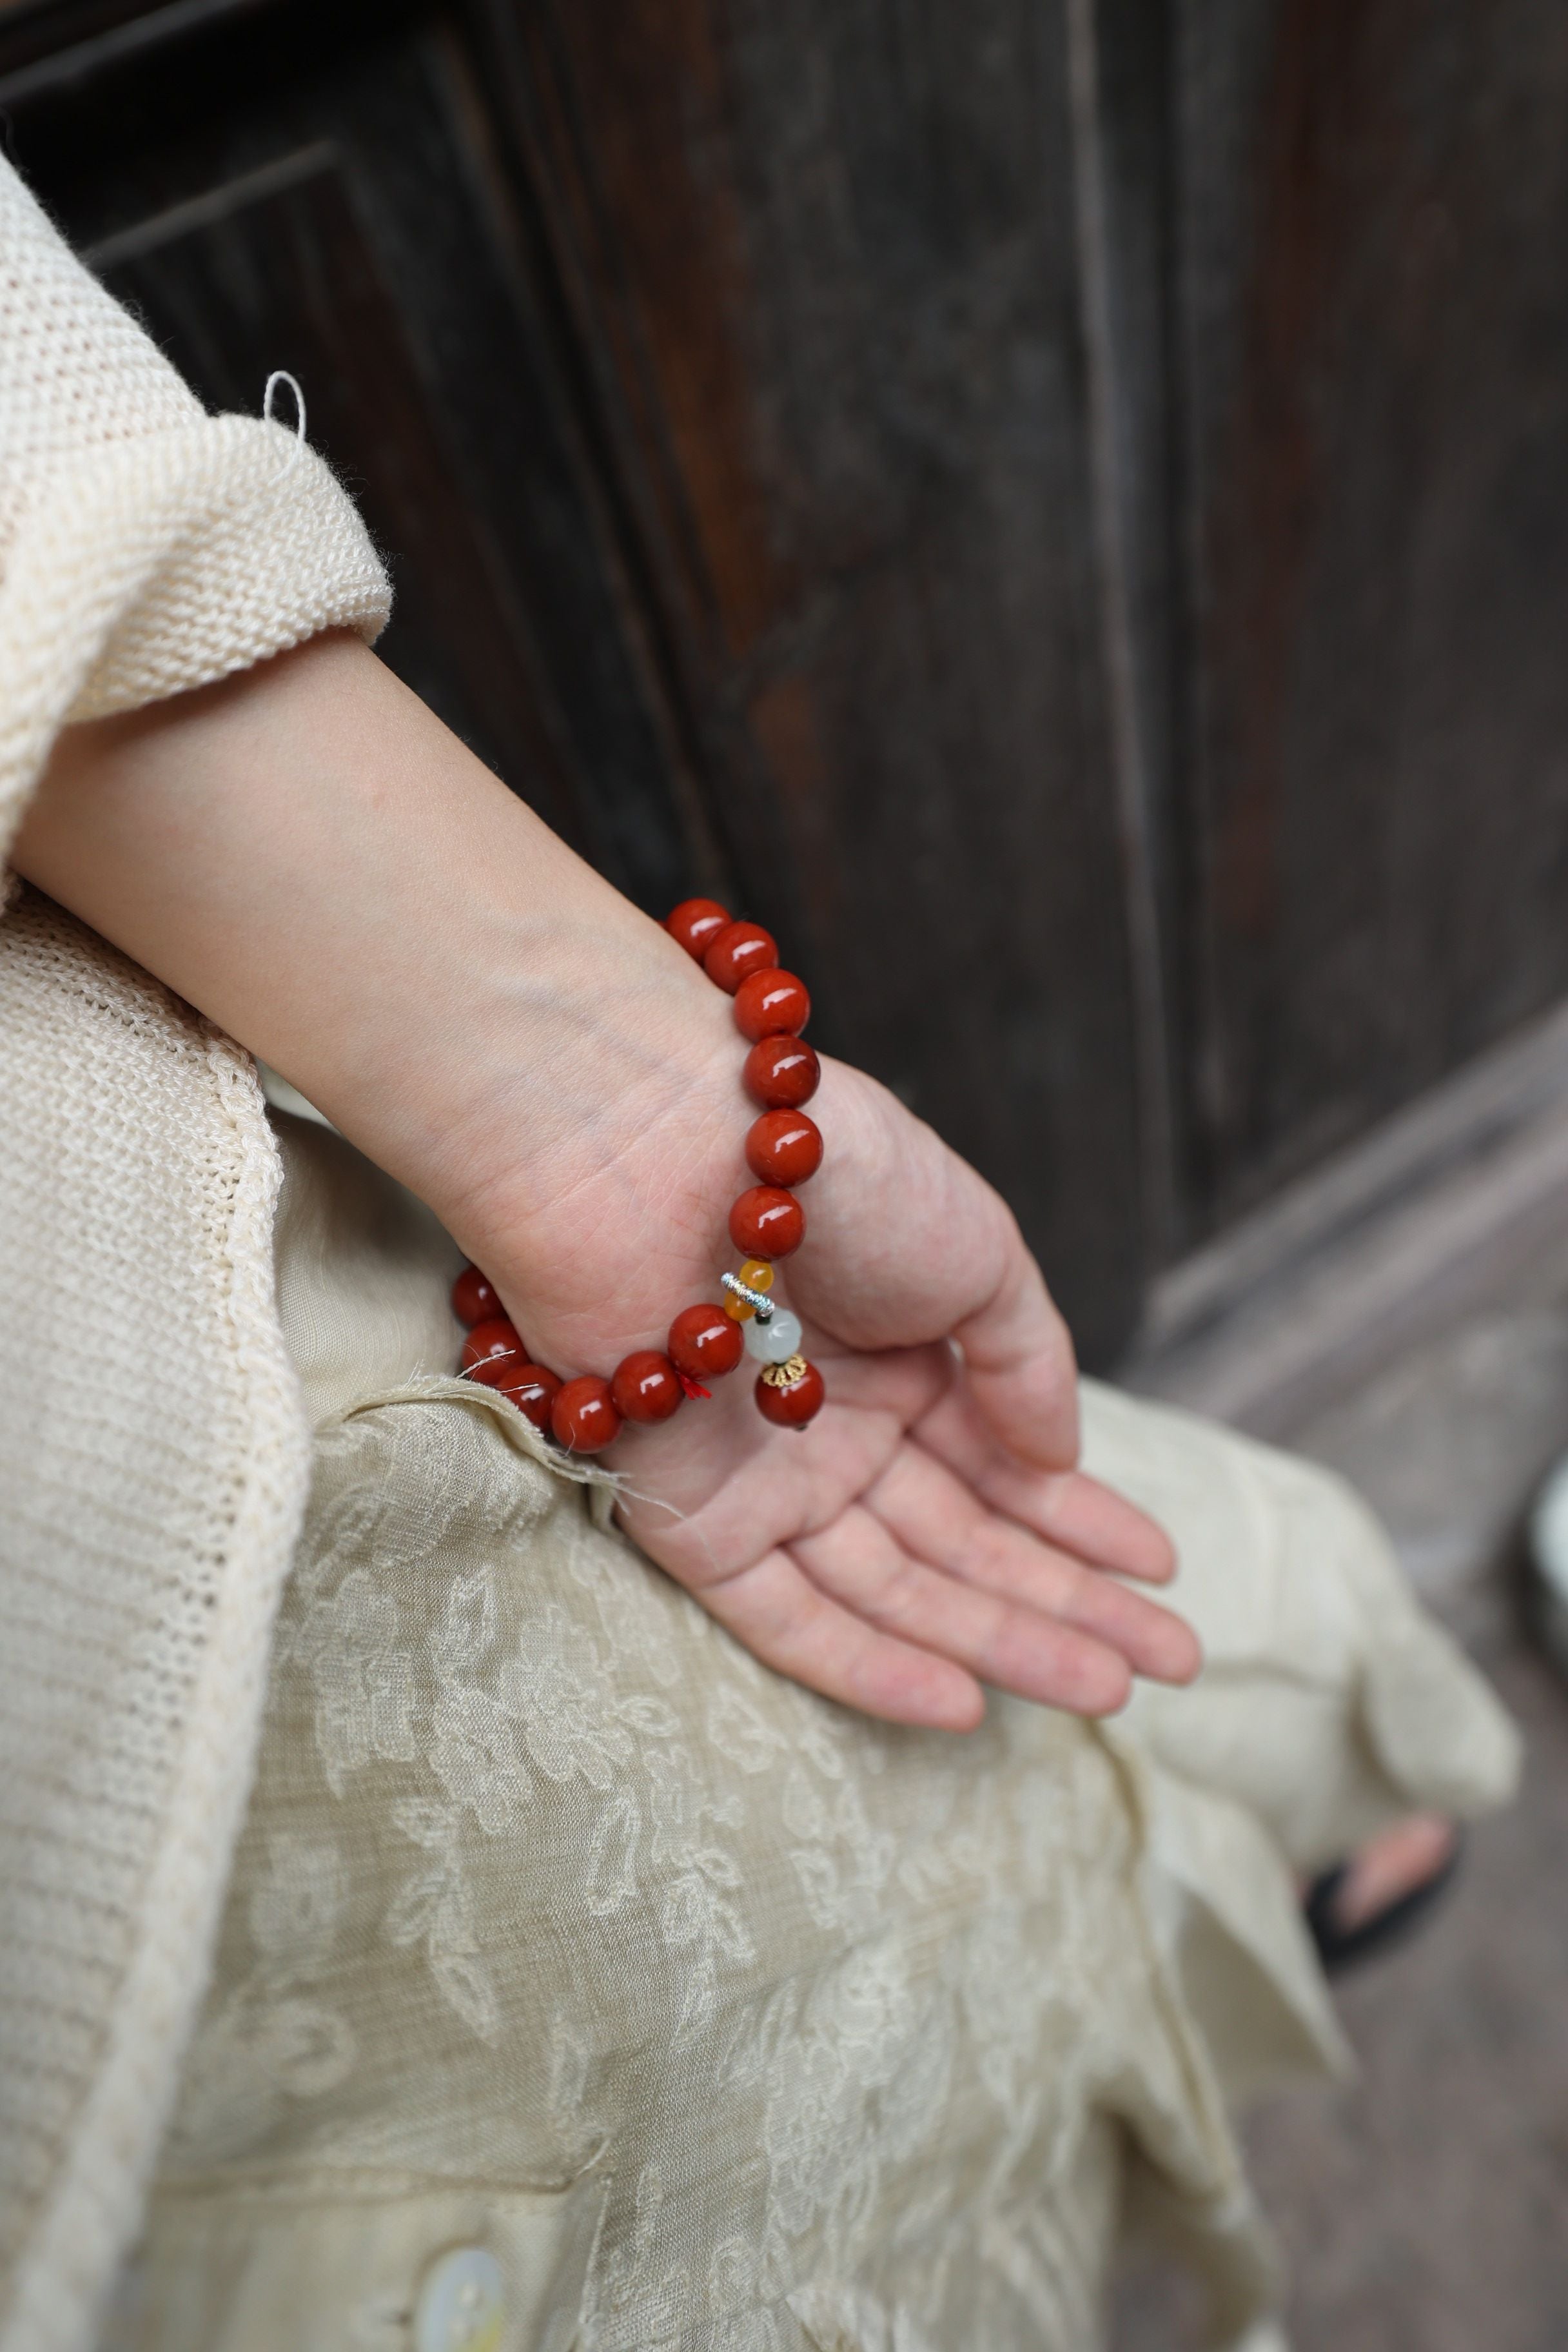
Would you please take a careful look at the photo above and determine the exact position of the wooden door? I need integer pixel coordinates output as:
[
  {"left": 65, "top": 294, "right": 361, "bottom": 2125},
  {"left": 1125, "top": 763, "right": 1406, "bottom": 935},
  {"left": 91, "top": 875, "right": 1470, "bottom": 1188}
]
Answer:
[
  {"left": 8, "top": 0, "right": 1568, "bottom": 1368},
  {"left": 1170, "top": 0, "right": 1568, "bottom": 1233},
  {"left": 2, "top": 0, "right": 1146, "bottom": 1362}
]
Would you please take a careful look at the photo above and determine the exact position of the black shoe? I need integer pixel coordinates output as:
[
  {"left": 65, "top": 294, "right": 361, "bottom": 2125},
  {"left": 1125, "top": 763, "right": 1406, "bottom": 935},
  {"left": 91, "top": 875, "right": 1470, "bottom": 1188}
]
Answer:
[{"left": 1304, "top": 1833, "right": 1463, "bottom": 1975}]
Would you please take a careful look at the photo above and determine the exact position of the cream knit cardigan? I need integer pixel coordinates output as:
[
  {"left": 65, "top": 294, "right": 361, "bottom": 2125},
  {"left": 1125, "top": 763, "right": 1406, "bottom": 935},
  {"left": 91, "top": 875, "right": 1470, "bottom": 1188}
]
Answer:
[{"left": 0, "top": 162, "right": 389, "bottom": 2352}]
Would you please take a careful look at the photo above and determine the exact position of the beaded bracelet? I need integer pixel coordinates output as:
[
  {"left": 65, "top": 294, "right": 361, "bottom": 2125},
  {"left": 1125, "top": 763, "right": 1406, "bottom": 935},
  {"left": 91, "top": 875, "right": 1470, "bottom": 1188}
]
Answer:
[{"left": 450, "top": 899, "right": 825, "bottom": 1453}]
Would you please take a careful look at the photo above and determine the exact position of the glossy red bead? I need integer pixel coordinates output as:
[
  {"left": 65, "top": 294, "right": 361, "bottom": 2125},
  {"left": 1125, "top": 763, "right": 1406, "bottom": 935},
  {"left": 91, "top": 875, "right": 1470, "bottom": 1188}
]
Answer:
[
  {"left": 495, "top": 1361, "right": 562, "bottom": 1430},
  {"left": 451, "top": 1265, "right": 501, "bottom": 1327},
  {"left": 610, "top": 1350, "right": 684, "bottom": 1424},
  {"left": 745, "top": 1109, "right": 823, "bottom": 1188},
  {"left": 743, "top": 1034, "right": 820, "bottom": 1109},
  {"left": 704, "top": 920, "right": 778, "bottom": 994},
  {"left": 665, "top": 897, "right": 731, "bottom": 961},
  {"left": 755, "top": 1358, "right": 826, "bottom": 1428},
  {"left": 730, "top": 1184, "right": 805, "bottom": 1257},
  {"left": 462, "top": 1318, "right": 526, "bottom": 1383},
  {"left": 551, "top": 1375, "right": 622, "bottom": 1452},
  {"left": 732, "top": 967, "right": 810, "bottom": 1043},
  {"left": 667, "top": 1302, "right": 745, "bottom": 1380}
]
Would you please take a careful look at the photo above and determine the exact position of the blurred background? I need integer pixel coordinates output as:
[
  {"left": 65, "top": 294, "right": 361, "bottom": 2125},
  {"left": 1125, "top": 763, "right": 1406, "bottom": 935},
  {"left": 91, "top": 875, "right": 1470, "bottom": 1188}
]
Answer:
[{"left": 6, "top": 0, "right": 1565, "bottom": 2338}]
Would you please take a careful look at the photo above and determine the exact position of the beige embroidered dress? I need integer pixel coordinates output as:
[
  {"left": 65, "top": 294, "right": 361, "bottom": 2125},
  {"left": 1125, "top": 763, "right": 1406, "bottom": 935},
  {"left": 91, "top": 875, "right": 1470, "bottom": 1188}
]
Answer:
[{"left": 0, "top": 158, "right": 1520, "bottom": 2352}]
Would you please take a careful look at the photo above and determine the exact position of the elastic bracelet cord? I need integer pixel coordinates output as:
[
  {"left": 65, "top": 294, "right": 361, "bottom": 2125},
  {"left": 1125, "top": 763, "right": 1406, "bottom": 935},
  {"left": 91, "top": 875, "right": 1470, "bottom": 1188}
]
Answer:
[{"left": 451, "top": 900, "right": 825, "bottom": 1452}]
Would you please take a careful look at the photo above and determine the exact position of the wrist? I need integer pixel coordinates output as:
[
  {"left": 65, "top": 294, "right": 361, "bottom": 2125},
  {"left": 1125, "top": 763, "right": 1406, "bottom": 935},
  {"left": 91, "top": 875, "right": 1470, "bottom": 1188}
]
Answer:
[
  {"left": 19, "top": 634, "right": 741, "bottom": 1302},
  {"left": 413, "top": 922, "right": 744, "bottom": 1312}
]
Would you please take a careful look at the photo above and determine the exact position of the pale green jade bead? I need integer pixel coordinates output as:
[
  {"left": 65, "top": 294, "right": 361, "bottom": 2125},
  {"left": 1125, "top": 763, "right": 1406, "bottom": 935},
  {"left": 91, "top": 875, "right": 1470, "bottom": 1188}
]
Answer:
[{"left": 744, "top": 1307, "right": 803, "bottom": 1364}]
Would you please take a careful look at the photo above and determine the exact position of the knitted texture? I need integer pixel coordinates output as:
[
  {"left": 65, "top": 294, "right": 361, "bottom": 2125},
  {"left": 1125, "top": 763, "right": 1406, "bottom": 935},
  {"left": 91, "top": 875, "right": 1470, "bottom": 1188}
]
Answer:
[
  {"left": 0, "top": 166, "right": 389, "bottom": 863},
  {"left": 0, "top": 157, "right": 388, "bottom": 2352}
]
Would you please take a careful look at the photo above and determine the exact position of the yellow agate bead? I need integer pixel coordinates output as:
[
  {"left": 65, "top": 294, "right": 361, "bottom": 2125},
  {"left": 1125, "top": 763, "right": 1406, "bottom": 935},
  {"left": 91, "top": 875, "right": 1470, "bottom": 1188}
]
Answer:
[{"left": 723, "top": 1257, "right": 775, "bottom": 1319}]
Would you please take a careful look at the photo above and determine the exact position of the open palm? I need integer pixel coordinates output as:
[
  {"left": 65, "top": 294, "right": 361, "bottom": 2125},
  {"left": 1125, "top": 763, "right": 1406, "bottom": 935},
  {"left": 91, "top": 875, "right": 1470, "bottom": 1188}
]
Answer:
[{"left": 462, "top": 997, "right": 1200, "bottom": 1732}]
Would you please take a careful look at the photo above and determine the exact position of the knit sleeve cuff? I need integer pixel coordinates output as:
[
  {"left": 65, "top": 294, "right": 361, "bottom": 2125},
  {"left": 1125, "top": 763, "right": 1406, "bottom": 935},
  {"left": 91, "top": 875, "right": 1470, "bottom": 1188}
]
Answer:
[
  {"left": 65, "top": 416, "right": 391, "bottom": 724},
  {"left": 0, "top": 413, "right": 392, "bottom": 857}
]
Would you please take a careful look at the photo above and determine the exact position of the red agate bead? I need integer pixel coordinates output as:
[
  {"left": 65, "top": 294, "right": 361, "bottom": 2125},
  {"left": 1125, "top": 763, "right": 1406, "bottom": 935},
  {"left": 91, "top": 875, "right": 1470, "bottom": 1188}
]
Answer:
[
  {"left": 496, "top": 1361, "right": 562, "bottom": 1430},
  {"left": 745, "top": 1109, "right": 823, "bottom": 1187},
  {"left": 732, "top": 967, "right": 810, "bottom": 1043},
  {"left": 743, "top": 1034, "right": 820, "bottom": 1109},
  {"left": 611, "top": 1350, "right": 684, "bottom": 1424},
  {"left": 705, "top": 920, "right": 778, "bottom": 994},
  {"left": 667, "top": 1302, "right": 744, "bottom": 1379},
  {"left": 462, "top": 1318, "right": 526, "bottom": 1383},
  {"left": 756, "top": 1358, "right": 825, "bottom": 1427},
  {"left": 551, "top": 1375, "right": 622, "bottom": 1452},
  {"left": 665, "top": 898, "right": 731, "bottom": 961},
  {"left": 452, "top": 1265, "right": 500, "bottom": 1327},
  {"left": 730, "top": 1185, "right": 805, "bottom": 1257}
]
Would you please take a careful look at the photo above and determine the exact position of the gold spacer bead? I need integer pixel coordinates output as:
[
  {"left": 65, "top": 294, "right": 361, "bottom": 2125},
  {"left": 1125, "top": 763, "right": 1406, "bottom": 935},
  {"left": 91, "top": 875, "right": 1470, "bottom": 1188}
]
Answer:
[{"left": 760, "top": 1353, "right": 808, "bottom": 1388}]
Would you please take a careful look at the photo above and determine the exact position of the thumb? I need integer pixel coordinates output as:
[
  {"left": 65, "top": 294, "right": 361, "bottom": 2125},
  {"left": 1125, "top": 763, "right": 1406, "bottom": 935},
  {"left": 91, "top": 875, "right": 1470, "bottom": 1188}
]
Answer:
[{"left": 952, "top": 1212, "right": 1080, "bottom": 1469}]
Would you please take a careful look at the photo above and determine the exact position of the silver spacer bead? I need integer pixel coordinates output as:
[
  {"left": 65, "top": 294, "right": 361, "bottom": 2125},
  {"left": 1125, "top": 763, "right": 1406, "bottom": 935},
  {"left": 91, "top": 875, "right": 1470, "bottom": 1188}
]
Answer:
[{"left": 721, "top": 1270, "right": 774, "bottom": 1317}]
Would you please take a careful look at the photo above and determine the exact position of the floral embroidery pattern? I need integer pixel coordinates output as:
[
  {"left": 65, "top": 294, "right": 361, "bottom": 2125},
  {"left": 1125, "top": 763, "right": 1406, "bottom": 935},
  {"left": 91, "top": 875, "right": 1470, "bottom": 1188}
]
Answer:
[
  {"left": 287, "top": 1566, "right": 416, "bottom": 1796},
  {"left": 172, "top": 1399, "right": 1262, "bottom": 2351},
  {"left": 168, "top": 1833, "right": 356, "bottom": 2163},
  {"left": 384, "top": 1794, "right": 499, "bottom": 2041}
]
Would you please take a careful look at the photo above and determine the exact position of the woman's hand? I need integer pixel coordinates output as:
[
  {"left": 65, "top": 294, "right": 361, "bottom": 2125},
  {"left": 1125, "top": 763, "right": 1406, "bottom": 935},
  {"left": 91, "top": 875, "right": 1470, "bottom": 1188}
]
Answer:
[
  {"left": 15, "top": 631, "right": 1199, "bottom": 1729},
  {"left": 455, "top": 1025, "right": 1197, "bottom": 1731}
]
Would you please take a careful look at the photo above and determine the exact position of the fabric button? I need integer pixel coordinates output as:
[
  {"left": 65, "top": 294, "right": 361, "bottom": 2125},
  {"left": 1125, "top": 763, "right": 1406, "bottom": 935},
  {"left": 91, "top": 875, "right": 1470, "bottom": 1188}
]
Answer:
[{"left": 415, "top": 2245, "right": 505, "bottom": 2352}]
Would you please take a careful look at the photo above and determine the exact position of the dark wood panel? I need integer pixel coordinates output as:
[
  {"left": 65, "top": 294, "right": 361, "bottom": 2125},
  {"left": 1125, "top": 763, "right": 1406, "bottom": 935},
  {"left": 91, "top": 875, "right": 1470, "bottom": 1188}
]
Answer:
[
  {"left": 91, "top": 146, "right": 584, "bottom": 854},
  {"left": 5, "top": 0, "right": 1155, "bottom": 1362},
  {"left": 28, "top": 0, "right": 1568, "bottom": 1349},
  {"left": 478, "top": 0, "right": 1150, "bottom": 1358},
  {"left": 6, "top": 0, "right": 721, "bottom": 910},
  {"left": 1177, "top": 0, "right": 1568, "bottom": 1226}
]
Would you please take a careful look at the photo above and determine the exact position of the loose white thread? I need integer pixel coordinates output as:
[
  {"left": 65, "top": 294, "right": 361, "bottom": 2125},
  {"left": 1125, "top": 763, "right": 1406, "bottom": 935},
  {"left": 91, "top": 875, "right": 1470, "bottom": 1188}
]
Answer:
[
  {"left": 262, "top": 369, "right": 308, "bottom": 484},
  {"left": 262, "top": 368, "right": 307, "bottom": 440}
]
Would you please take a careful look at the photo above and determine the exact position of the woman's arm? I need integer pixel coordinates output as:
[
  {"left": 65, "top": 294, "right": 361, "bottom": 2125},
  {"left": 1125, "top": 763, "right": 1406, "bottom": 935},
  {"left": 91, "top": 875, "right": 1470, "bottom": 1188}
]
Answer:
[{"left": 14, "top": 629, "right": 1199, "bottom": 1727}]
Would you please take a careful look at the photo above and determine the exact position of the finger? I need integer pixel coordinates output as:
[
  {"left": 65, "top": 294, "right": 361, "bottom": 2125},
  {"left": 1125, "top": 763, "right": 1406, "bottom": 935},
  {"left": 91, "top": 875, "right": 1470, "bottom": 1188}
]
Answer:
[
  {"left": 915, "top": 1380, "right": 1177, "bottom": 1581},
  {"left": 790, "top": 1504, "right": 1136, "bottom": 1716},
  {"left": 866, "top": 1444, "right": 1199, "bottom": 1686},
  {"left": 620, "top": 1348, "right": 943, "bottom": 1580},
  {"left": 1012, "top": 1468, "right": 1178, "bottom": 1583},
  {"left": 948, "top": 1211, "right": 1080, "bottom": 1469},
  {"left": 697, "top": 1545, "right": 986, "bottom": 1730}
]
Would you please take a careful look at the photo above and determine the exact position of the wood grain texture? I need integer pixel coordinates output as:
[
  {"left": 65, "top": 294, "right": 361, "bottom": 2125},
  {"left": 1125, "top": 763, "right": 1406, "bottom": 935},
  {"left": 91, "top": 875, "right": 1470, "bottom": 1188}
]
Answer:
[
  {"left": 5, "top": 0, "right": 1152, "bottom": 1360},
  {"left": 482, "top": 0, "right": 1148, "bottom": 1357},
  {"left": 1176, "top": 0, "right": 1568, "bottom": 1230},
  {"left": 7, "top": 0, "right": 718, "bottom": 908},
  {"left": 1128, "top": 993, "right": 1568, "bottom": 1436},
  {"left": 27, "top": 0, "right": 1568, "bottom": 1366}
]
